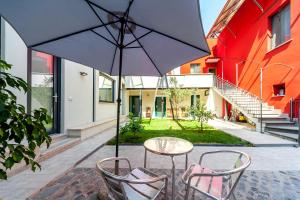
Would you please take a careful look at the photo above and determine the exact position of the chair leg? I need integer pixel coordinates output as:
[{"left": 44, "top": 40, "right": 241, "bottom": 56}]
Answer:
[
  {"left": 184, "top": 187, "right": 190, "bottom": 200},
  {"left": 164, "top": 180, "right": 168, "bottom": 200}
]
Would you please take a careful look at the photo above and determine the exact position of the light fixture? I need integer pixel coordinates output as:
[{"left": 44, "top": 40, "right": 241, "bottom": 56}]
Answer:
[{"left": 80, "top": 71, "right": 88, "bottom": 76}]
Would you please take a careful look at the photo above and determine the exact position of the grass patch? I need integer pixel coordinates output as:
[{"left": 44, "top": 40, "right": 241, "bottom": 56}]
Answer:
[{"left": 107, "top": 119, "right": 252, "bottom": 146}]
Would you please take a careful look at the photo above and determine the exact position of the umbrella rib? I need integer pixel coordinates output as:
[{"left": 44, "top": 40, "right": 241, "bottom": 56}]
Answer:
[
  {"left": 29, "top": 20, "right": 119, "bottom": 48},
  {"left": 91, "top": 30, "right": 118, "bottom": 46},
  {"left": 125, "top": 46, "right": 142, "bottom": 49},
  {"left": 127, "top": 26, "right": 163, "bottom": 77},
  {"left": 109, "top": 31, "right": 121, "bottom": 75},
  {"left": 124, "top": 0, "right": 135, "bottom": 19},
  {"left": 85, "top": 0, "right": 118, "bottom": 44},
  {"left": 127, "top": 20, "right": 210, "bottom": 54},
  {"left": 124, "top": 30, "right": 152, "bottom": 47}
]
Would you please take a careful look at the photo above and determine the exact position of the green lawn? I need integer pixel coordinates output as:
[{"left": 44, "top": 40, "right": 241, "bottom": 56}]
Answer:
[{"left": 107, "top": 119, "right": 252, "bottom": 146}]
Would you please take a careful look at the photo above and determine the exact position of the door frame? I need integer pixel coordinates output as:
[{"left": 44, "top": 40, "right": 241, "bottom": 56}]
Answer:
[
  {"left": 129, "top": 95, "right": 142, "bottom": 117},
  {"left": 155, "top": 96, "right": 166, "bottom": 118},
  {"left": 27, "top": 49, "right": 61, "bottom": 134}
]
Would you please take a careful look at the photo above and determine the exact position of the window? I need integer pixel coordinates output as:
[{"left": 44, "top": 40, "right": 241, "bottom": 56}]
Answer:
[
  {"left": 191, "top": 95, "right": 200, "bottom": 107},
  {"left": 190, "top": 63, "right": 201, "bottom": 74},
  {"left": 99, "top": 73, "right": 114, "bottom": 102},
  {"left": 273, "top": 83, "right": 285, "bottom": 96},
  {"left": 270, "top": 4, "right": 290, "bottom": 49},
  {"left": 208, "top": 68, "right": 216, "bottom": 74}
]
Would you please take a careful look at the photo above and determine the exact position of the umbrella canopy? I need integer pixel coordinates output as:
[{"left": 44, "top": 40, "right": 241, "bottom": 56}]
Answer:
[
  {"left": 0, "top": 0, "right": 210, "bottom": 160},
  {"left": 0, "top": 0, "right": 209, "bottom": 76}
]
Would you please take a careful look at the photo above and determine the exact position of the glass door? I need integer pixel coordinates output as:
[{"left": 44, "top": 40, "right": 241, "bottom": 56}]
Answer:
[
  {"left": 129, "top": 96, "right": 141, "bottom": 117},
  {"left": 155, "top": 97, "right": 166, "bottom": 118},
  {"left": 31, "top": 51, "right": 60, "bottom": 134}
]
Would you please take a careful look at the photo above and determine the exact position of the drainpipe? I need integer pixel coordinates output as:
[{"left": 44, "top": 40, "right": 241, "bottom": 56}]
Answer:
[
  {"left": 221, "top": 60, "right": 224, "bottom": 92},
  {"left": 290, "top": 98, "right": 293, "bottom": 122},
  {"left": 260, "top": 67, "right": 263, "bottom": 133},
  {"left": 298, "top": 105, "right": 300, "bottom": 146},
  {"left": 236, "top": 63, "right": 238, "bottom": 87}
]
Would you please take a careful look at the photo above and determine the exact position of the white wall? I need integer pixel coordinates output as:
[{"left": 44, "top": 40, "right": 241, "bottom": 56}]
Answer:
[
  {"left": 61, "top": 60, "right": 94, "bottom": 132},
  {"left": 2, "top": 20, "right": 28, "bottom": 109},
  {"left": 94, "top": 71, "right": 125, "bottom": 121},
  {"left": 206, "top": 89, "right": 223, "bottom": 118}
]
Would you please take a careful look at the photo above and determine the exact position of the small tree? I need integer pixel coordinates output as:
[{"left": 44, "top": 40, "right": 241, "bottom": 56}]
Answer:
[
  {"left": 0, "top": 59, "right": 52, "bottom": 180},
  {"left": 164, "top": 77, "right": 191, "bottom": 120},
  {"left": 188, "top": 102, "right": 214, "bottom": 131}
]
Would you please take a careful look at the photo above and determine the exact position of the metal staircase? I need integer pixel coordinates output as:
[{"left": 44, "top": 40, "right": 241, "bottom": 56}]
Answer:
[{"left": 212, "top": 76, "right": 293, "bottom": 135}]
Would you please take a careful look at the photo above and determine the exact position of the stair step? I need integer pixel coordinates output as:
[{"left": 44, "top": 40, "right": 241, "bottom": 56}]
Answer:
[
  {"left": 50, "top": 133, "right": 68, "bottom": 143},
  {"left": 265, "top": 121, "right": 295, "bottom": 125},
  {"left": 258, "top": 117, "right": 290, "bottom": 122},
  {"left": 265, "top": 125, "right": 299, "bottom": 131},
  {"left": 7, "top": 136, "right": 80, "bottom": 177},
  {"left": 266, "top": 130, "right": 299, "bottom": 141},
  {"left": 39, "top": 138, "right": 81, "bottom": 162}
]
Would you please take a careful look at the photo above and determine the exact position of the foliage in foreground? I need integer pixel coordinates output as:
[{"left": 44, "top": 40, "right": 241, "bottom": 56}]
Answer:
[
  {"left": 188, "top": 102, "right": 215, "bottom": 131},
  {"left": 108, "top": 119, "right": 251, "bottom": 146},
  {"left": 120, "top": 112, "right": 144, "bottom": 137},
  {"left": 0, "top": 59, "right": 52, "bottom": 180}
]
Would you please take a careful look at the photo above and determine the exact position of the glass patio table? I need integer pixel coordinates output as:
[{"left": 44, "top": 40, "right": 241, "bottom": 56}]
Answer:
[{"left": 143, "top": 137, "right": 193, "bottom": 200}]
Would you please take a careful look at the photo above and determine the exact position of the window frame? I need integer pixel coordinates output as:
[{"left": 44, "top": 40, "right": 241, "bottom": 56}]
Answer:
[
  {"left": 269, "top": 3, "right": 291, "bottom": 50},
  {"left": 190, "top": 63, "right": 201, "bottom": 74},
  {"left": 98, "top": 72, "right": 115, "bottom": 103}
]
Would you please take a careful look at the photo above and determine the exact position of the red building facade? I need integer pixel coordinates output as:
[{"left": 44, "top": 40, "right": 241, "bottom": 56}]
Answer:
[{"left": 209, "top": 0, "right": 300, "bottom": 115}]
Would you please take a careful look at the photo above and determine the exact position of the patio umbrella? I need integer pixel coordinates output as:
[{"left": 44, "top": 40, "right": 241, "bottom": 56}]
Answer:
[{"left": 0, "top": 0, "right": 210, "bottom": 159}]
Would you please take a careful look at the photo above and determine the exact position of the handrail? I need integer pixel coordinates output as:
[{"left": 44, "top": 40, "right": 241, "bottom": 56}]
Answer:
[
  {"left": 214, "top": 75, "right": 261, "bottom": 101},
  {"left": 213, "top": 75, "right": 264, "bottom": 118}
]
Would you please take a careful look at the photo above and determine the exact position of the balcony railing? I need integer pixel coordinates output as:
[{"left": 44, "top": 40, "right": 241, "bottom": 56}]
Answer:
[{"left": 125, "top": 73, "right": 215, "bottom": 89}]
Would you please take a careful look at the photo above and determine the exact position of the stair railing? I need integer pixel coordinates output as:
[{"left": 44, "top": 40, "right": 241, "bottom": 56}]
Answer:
[{"left": 213, "top": 75, "right": 263, "bottom": 118}]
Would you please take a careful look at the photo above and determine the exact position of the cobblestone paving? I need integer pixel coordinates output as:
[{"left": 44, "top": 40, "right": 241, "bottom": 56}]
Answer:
[{"left": 28, "top": 168, "right": 300, "bottom": 200}]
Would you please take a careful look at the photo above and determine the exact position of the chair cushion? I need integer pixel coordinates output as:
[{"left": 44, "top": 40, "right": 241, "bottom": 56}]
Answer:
[
  {"left": 122, "top": 168, "right": 164, "bottom": 200},
  {"left": 183, "top": 164, "right": 223, "bottom": 199}
]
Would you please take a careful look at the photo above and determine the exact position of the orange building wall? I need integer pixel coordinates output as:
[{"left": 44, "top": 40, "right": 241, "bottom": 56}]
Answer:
[
  {"left": 180, "top": 39, "right": 217, "bottom": 74},
  {"left": 214, "top": 0, "right": 300, "bottom": 114}
]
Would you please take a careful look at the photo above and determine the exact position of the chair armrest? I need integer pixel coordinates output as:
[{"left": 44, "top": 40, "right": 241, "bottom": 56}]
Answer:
[
  {"left": 199, "top": 150, "right": 250, "bottom": 166},
  {"left": 96, "top": 157, "right": 132, "bottom": 171}
]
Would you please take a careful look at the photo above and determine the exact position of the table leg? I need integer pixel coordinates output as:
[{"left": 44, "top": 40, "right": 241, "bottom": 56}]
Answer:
[
  {"left": 185, "top": 154, "right": 188, "bottom": 170},
  {"left": 144, "top": 149, "right": 147, "bottom": 168},
  {"left": 171, "top": 156, "right": 176, "bottom": 200}
]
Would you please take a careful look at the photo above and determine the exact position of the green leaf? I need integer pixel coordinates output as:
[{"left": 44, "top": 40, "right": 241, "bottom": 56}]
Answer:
[
  {"left": 0, "top": 169, "right": 8, "bottom": 180},
  {"left": 4, "top": 157, "right": 15, "bottom": 169},
  {"left": 12, "top": 150, "right": 23, "bottom": 162},
  {"left": 29, "top": 142, "right": 36, "bottom": 151}
]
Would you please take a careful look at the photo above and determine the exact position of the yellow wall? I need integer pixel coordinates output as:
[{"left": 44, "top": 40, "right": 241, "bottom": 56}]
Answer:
[{"left": 127, "top": 89, "right": 210, "bottom": 118}]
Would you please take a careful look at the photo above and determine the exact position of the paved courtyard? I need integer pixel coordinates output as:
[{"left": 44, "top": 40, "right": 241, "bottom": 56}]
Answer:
[
  {"left": 29, "top": 145, "right": 300, "bottom": 200},
  {"left": 28, "top": 168, "right": 300, "bottom": 200}
]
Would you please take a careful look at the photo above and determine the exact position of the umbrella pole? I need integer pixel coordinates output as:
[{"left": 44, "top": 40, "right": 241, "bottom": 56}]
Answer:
[{"left": 115, "top": 18, "right": 125, "bottom": 174}]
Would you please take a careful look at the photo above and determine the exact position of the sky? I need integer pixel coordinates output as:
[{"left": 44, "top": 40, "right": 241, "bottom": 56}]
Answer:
[{"left": 199, "top": 0, "right": 227, "bottom": 34}]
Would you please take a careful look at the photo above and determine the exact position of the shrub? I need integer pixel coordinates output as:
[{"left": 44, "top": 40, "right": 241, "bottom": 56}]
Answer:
[{"left": 121, "top": 112, "right": 143, "bottom": 136}]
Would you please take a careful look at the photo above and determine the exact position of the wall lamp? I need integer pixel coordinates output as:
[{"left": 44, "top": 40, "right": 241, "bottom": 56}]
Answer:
[{"left": 80, "top": 71, "right": 88, "bottom": 76}]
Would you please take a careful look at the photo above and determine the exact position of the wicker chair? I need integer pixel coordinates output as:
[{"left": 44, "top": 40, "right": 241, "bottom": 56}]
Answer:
[
  {"left": 181, "top": 150, "right": 251, "bottom": 200},
  {"left": 97, "top": 157, "right": 168, "bottom": 200}
]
